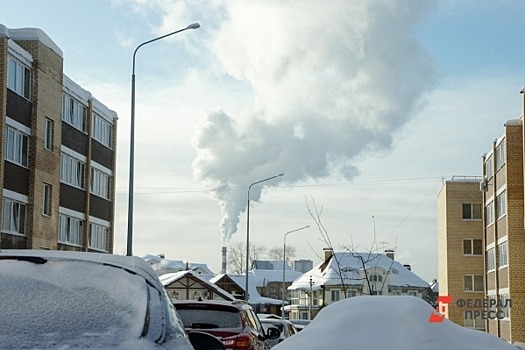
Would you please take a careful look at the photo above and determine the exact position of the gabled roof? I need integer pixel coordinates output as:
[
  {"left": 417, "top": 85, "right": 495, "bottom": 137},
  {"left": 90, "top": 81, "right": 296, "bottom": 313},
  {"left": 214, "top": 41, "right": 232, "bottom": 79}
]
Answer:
[
  {"left": 253, "top": 260, "right": 291, "bottom": 270},
  {"left": 160, "top": 270, "right": 235, "bottom": 301},
  {"left": 289, "top": 252, "right": 430, "bottom": 291}
]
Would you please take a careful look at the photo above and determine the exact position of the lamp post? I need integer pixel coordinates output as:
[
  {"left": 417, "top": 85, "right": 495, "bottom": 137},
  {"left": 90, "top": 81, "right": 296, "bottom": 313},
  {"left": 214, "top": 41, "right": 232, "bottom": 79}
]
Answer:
[
  {"left": 244, "top": 173, "right": 284, "bottom": 301},
  {"left": 126, "top": 23, "right": 200, "bottom": 257},
  {"left": 281, "top": 225, "right": 309, "bottom": 320}
]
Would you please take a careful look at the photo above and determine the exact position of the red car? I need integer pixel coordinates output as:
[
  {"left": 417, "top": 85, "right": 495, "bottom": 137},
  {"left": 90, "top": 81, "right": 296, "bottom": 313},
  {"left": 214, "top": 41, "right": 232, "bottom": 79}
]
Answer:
[{"left": 173, "top": 300, "right": 280, "bottom": 350}]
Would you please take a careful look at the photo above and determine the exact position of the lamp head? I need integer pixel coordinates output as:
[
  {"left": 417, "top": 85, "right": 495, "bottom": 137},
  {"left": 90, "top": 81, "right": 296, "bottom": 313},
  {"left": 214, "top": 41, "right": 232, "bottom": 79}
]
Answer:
[{"left": 187, "top": 23, "right": 201, "bottom": 30}]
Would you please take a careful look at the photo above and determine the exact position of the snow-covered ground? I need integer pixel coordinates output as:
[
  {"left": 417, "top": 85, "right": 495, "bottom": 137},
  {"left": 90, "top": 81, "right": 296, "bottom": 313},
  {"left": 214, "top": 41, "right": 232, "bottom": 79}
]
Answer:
[{"left": 273, "top": 296, "right": 517, "bottom": 350}]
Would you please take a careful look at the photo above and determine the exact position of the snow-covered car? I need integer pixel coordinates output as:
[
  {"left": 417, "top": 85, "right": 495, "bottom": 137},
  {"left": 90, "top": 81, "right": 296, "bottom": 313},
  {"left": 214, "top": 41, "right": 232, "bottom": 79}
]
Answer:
[
  {"left": 0, "top": 250, "right": 224, "bottom": 350},
  {"left": 287, "top": 319, "right": 311, "bottom": 332},
  {"left": 259, "top": 319, "right": 298, "bottom": 348},
  {"left": 272, "top": 296, "right": 517, "bottom": 350}
]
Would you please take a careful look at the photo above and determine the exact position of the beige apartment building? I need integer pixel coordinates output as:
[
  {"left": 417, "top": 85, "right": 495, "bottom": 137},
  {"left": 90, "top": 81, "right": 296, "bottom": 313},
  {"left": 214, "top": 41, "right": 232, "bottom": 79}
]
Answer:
[
  {"left": 437, "top": 177, "right": 485, "bottom": 330},
  {"left": 480, "top": 114, "right": 525, "bottom": 343},
  {"left": 0, "top": 25, "right": 117, "bottom": 253}
]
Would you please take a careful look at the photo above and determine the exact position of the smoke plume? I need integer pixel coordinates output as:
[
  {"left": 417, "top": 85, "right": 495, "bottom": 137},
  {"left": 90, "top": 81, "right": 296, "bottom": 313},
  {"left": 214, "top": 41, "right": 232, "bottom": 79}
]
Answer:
[{"left": 191, "top": 0, "right": 437, "bottom": 244}]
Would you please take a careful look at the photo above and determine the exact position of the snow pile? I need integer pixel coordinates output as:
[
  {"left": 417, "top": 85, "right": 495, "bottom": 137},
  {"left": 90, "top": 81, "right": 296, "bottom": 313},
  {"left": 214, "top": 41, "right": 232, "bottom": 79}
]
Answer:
[{"left": 273, "top": 296, "right": 516, "bottom": 350}]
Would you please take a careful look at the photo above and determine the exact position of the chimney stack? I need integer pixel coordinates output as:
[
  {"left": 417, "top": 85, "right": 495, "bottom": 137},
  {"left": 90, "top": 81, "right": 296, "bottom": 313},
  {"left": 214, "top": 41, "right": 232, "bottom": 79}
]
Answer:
[
  {"left": 323, "top": 247, "right": 334, "bottom": 261},
  {"left": 221, "top": 246, "right": 227, "bottom": 274},
  {"left": 385, "top": 249, "right": 394, "bottom": 260}
]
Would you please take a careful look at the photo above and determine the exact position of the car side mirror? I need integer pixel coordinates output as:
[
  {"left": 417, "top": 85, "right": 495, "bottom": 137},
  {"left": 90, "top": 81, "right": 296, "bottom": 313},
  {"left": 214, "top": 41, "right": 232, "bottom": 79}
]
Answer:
[
  {"left": 265, "top": 326, "right": 281, "bottom": 340},
  {"left": 187, "top": 330, "right": 226, "bottom": 350}
]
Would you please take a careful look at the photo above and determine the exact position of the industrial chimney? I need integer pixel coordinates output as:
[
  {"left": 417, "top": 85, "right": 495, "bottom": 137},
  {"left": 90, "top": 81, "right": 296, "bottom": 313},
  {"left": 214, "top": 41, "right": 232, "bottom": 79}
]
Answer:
[{"left": 221, "top": 246, "right": 227, "bottom": 274}]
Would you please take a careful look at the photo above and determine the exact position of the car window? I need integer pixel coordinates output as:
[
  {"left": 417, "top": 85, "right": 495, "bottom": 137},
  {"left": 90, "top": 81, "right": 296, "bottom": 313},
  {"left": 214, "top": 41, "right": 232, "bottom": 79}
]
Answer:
[
  {"left": 177, "top": 308, "right": 242, "bottom": 328},
  {"left": 246, "top": 309, "right": 264, "bottom": 333}
]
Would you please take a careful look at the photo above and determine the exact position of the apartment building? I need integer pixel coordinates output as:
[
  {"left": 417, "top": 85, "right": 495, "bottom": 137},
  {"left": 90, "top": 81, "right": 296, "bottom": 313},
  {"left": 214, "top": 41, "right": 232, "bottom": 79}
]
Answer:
[
  {"left": 0, "top": 25, "right": 117, "bottom": 253},
  {"left": 481, "top": 115, "right": 525, "bottom": 343},
  {"left": 437, "top": 177, "right": 485, "bottom": 330}
]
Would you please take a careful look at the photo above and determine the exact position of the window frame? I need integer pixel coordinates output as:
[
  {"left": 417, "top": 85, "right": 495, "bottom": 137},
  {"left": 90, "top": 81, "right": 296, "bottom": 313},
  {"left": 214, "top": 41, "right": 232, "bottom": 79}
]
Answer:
[
  {"left": 58, "top": 214, "right": 83, "bottom": 246},
  {"left": 5, "top": 126, "right": 29, "bottom": 168},
  {"left": 90, "top": 168, "right": 111, "bottom": 200},
  {"left": 42, "top": 184, "right": 52, "bottom": 217},
  {"left": 62, "top": 93, "right": 87, "bottom": 132},
  {"left": 60, "top": 153, "right": 85, "bottom": 189},
  {"left": 7, "top": 56, "right": 31, "bottom": 99},
  {"left": 496, "top": 191, "right": 507, "bottom": 219},
  {"left": 486, "top": 247, "right": 495, "bottom": 271},
  {"left": 2, "top": 198, "right": 27, "bottom": 235},
  {"left": 463, "top": 275, "right": 484, "bottom": 292},
  {"left": 462, "top": 203, "right": 482, "bottom": 220},
  {"left": 92, "top": 113, "right": 113, "bottom": 149},
  {"left": 498, "top": 241, "right": 508, "bottom": 268},
  {"left": 44, "top": 118, "right": 54, "bottom": 151},
  {"left": 88, "top": 223, "right": 109, "bottom": 252},
  {"left": 463, "top": 239, "right": 483, "bottom": 256}
]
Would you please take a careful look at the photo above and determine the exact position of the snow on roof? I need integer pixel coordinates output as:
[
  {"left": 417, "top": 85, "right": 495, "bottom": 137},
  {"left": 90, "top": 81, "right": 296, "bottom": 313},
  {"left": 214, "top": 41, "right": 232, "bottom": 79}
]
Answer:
[
  {"left": 289, "top": 252, "right": 429, "bottom": 291},
  {"left": 227, "top": 274, "right": 283, "bottom": 305},
  {"left": 159, "top": 270, "right": 236, "bottom": 301},
  {"left": 273, "top": 296, "right": 516, "bottom": 350},
  {"left": 0, "top": 24, "right": 63, "bottom": 57}
]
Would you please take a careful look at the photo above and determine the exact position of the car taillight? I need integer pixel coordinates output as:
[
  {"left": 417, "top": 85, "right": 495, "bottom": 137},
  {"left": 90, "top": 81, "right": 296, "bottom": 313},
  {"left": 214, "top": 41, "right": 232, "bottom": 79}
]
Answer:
[{"left": 222, "top": 334, "right": 251, "bottom": 349}]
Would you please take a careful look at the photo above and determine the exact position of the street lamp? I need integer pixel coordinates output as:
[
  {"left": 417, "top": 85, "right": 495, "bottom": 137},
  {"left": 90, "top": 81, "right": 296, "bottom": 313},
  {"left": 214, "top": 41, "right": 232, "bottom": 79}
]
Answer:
[
  {"left": 281, "top": 225, "right": 309, "bottom": 320},
  {"left": 244, "top": 173, "right": 284, "bottom": 301},
  {"left": 126, "top": 23, "right": 200, "bottom": 256}
]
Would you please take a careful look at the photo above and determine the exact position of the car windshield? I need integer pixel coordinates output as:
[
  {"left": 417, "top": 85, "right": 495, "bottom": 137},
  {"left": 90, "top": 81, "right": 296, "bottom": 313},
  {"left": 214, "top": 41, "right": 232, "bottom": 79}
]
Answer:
[
  {"left": 0, "top": 258, "right": 150, "bottom": 348},
  {"left": 177, "top": 307, "right": 241, "bottom": 329}
]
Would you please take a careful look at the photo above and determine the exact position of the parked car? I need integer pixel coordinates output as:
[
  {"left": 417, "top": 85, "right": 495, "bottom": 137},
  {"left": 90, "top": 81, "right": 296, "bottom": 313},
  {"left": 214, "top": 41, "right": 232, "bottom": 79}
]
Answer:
[
  {"left": 288, "top": 319, "right": 311, "bottom": 332},
  {"left": 259, "top": 319, "right": 298, "bottom": 348},
  {"left": 173, "top": 299, "right": 280, "bottom": 350},
  {"left": 0, "top": 250, "right": 223, "bottom": 350}
]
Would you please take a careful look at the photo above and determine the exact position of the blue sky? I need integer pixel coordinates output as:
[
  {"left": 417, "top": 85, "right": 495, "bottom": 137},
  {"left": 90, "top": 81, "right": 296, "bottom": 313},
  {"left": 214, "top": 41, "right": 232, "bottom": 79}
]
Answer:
[{"left": 1, "top": 1, "right": 525, "bottom": 282}]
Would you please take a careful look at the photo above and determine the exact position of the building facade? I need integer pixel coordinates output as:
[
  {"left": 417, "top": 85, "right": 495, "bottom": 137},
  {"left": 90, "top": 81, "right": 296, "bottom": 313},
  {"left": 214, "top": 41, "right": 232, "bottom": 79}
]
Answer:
[
  {"left": 0, "top": 25, "right": 117, "bottom": 253},
  {"left": 481, "top": 116, "right": 525, "bottom": 343},
  {"left": 437, "top": 177, "right": 485, "bottom": 330}
]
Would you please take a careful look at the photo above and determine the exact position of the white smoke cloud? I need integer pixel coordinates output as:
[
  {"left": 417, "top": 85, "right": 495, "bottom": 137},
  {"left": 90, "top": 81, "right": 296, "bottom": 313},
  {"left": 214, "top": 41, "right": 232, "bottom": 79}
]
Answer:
[
  {"left": 128, "top": 0, "right": 438, "bottom": 244},
  {"left": 190, "top": 0, "right": 437, "bottom": 244}
]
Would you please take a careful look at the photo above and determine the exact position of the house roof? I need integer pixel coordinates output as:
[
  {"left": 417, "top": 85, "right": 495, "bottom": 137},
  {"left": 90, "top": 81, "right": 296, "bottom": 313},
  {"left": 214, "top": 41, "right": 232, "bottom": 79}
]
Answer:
[
  {"left": 160, "top": 270, "right": 236, "bottom": 301},
  {"left": 289, "top": 252, "right": 430, "bottom": 291}
]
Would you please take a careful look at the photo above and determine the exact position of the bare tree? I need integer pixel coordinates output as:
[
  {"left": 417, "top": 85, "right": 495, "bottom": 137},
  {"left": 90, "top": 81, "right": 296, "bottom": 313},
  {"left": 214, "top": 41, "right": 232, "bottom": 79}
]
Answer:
[
  {"left": 226, "top": 241, "right": 267, "bottom": 274},
  {"left": 268, "top": 245, "right": 297, "bottom": 263}
]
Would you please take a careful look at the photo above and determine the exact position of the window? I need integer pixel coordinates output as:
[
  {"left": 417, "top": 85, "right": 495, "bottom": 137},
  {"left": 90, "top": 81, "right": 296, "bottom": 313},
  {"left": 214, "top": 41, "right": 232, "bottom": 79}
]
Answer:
[
  {"left": 486, "top": 248, "right": 495, "bottom": 271},
  {"left": 498, "top": 241, "right": 508, "bottom": 268},
  {"left": 485, "top": 201, "right": 494, "bottom": 226},
  {"left": 62, "top": 94, "right": 87, "bottom": 132},
  {"left": 499, "top": 293, "right": 510, "bottom": 319},
  {"left": 89, "top": 223, "right": 108, "bottom": 252},
  {"left": 2, "top": 198, "right": 27, "bottom": 235},
  {"left": 91, "top": 168, "right": 110, "bottom": 199},
  {"left": 58, "top": 214, "right": 83, "bottom": 246},
  {"left": 464, "top": 311, "right": 485, "bottom": 330},
  {"left": 485, "top": 156, "right": 493, "bottom": 180},
  {"left": 370, "top": 274, "right": 383, "bottom": 282},
  {"left": 5, "top": 126, "right": 29, "bottom": 167},
  {"left": 43, "top": 184, "right": 51, "bottom": 216},
  {"left": 462, "top": 203, "right": 482, "bottom": 220},
  {"left": 7, "top": 56, "right": 31, "bottom": 99},
  {"left": 331, "top": 289, "right": 340, "bottom": 302},
  {"left": 92, "top": 114, "right": 112, "bottom": 148},
  {"left": 463, "top": 239, "right": 482, "bottom": 255},
  {"left": 496, "top": 191, "right": 506, "bottom": 219},
  {"left": 464, "top": 275, "right": 484, "bottom": 292},
  {"left": 60, "top": 153, "right": 85, "bottom": 188},
  {"left": 495, "top": 142, "right": 505, "bottom": 170},
  {"left": 45, "top": 118, "right": 53, "bottom": 150}
]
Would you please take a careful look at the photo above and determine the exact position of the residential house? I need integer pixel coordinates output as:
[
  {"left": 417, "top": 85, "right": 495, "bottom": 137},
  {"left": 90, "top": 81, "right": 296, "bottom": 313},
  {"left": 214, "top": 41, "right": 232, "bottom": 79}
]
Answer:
[
  {"left": 287, "top": 249, "right": 432, "bottom": 320},
  {"left": 161, "top": 270, "right": 235, "bottom": 302}
]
